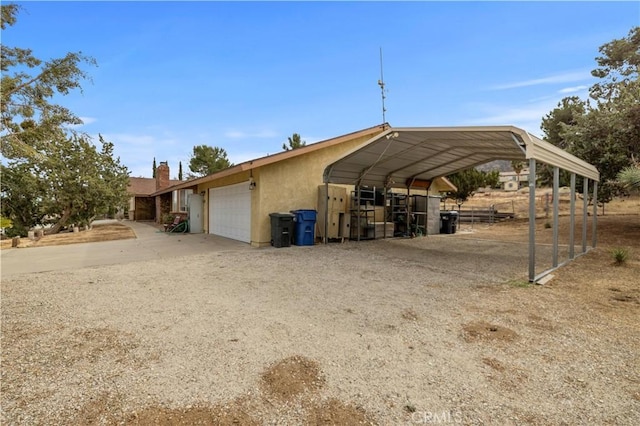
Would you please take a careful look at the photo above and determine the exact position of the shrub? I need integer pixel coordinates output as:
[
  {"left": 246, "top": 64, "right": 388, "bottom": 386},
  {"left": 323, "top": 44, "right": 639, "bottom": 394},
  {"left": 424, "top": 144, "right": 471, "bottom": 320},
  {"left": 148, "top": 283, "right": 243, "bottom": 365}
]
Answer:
[
  {"left": 161, "top": 213, "right": 175, "bottom": 224},
  {"left": 4, "top": 224, "right": 28, "bottom": 238},
  {"left": 611, "top": 247, "right": 629, "bottom": 265}
]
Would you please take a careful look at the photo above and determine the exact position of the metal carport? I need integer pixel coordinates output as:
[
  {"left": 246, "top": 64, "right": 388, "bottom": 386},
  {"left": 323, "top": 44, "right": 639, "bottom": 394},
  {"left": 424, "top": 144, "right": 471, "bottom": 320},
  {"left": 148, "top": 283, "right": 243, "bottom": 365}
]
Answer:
[{"left": 323, "top": 126, "right": 600, "bottom": 283}]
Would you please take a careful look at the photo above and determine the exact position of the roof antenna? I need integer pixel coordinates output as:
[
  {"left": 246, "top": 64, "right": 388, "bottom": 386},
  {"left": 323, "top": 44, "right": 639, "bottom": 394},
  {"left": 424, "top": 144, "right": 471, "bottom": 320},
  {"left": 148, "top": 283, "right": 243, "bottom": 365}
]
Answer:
[{"left": 378, "top": 47, "right": 387, "bottom": 128}]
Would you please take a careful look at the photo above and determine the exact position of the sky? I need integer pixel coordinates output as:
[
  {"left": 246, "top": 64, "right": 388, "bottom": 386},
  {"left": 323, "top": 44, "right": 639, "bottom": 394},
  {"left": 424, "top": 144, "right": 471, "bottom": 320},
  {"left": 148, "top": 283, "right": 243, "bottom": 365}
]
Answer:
[{"left": 4, "top": 1, "right": 639, "bottom": 178}]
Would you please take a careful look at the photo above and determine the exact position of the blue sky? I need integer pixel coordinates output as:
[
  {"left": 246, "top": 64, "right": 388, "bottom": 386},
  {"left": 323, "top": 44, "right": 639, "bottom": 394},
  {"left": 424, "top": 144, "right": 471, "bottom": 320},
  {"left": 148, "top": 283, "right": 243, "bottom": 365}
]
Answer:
[{"left": 4, "top": 1, "right": 639, "bottom": 178}]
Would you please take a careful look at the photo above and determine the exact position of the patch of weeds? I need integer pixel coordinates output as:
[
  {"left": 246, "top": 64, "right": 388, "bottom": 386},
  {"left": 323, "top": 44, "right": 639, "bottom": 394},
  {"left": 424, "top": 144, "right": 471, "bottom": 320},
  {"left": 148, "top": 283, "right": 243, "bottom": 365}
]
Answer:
[
  {"left": 507, "top": 279, "right": 532, "bottom": 288},
  {"left": 611, "top": 247, "right": 629, "bottom": 265},
  {"left": 404, "top": 404, "right": 416, "bottom": 413},
  {"left": 401, "top": 308, "right": 419, "bottom": 321}
]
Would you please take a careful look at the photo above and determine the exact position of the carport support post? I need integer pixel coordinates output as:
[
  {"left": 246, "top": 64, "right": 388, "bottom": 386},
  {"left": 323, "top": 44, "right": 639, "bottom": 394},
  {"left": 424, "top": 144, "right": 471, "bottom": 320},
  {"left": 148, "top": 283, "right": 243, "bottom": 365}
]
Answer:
[
  {"left": 569, "top": 173, "right": 576, "bottom": 259},
  {"left": 356, "top": 185, "right": 361, "bottom": 242},
  {"left": 582, "top": 178, "right": 588, "bottom": 253},
  {"left": 552, "top": 167, "right": 559, "bottom": 268},
  {"left": 324, "top": 182, "right": 329, "bottom": 244},
  {"left": 383, "top": 187, "right": 388, "bottom": 239},
  {"left": 528, "top": 159, "right": 536, "bottom": 282},
  {"left": 592, "top": 181, "right": 598, "bottom": 248}
]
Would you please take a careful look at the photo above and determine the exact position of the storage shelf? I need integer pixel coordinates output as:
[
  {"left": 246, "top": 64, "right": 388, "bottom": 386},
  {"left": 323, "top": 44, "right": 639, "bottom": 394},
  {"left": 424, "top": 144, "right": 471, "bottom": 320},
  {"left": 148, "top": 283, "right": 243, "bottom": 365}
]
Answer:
[{"left": 350, "top": 187, "right": 376, "bottom": 240}]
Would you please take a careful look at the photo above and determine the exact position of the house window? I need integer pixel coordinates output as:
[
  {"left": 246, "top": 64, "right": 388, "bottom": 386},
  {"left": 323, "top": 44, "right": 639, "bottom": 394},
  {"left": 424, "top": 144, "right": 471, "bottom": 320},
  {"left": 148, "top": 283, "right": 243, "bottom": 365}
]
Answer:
[{"left": 172, "top": 189, "right": 193, "bottom": 212}]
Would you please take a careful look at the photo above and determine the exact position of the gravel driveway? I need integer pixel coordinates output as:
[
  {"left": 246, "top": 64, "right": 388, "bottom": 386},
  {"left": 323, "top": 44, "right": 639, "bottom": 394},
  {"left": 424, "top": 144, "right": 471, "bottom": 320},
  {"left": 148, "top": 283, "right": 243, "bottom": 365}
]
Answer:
[{"left": 2, "top": 234, "right": 638, "bottom": 424}]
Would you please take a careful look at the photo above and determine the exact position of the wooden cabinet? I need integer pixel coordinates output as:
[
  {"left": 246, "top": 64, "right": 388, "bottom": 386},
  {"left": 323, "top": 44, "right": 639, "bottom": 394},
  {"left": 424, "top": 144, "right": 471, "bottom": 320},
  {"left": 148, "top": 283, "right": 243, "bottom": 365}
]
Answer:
[{"left": 317, "top": 185, "right": 348, "bottom": 240}]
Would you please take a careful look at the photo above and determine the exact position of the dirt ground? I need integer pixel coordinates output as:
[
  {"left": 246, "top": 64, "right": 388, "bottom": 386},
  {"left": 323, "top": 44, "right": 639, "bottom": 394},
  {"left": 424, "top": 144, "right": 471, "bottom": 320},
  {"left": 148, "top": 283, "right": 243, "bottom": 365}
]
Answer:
[
  {"left": 1, "top": 195, "right": 638, "bottom": 425},
  {"left": 0, "top": 222, "right": 136, "bottom": 250}
]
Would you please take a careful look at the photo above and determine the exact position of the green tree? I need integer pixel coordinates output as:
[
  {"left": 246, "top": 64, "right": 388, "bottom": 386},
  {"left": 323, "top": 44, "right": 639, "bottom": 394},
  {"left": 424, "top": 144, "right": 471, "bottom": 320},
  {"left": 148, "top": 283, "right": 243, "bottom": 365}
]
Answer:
[
  {"left": 178, "top": 161, "right": 183, "bottom": 180},
  {"left": 0, "top": 162, "right": 45, "bottom": 236},
  {"left": 510, "top": 160, "right": 525, "bottom": 189},
  {"left": 1, "top": 4, "right": 96, "bottom": 160},
  {"left": 153, "top": 157, "right": 157, "bottom": 178},
  {"left": 539, "top": 97, "right": 586, "bottom": 187},
  {"left": 541, "top": 26, "right": 639, "bottom": 206},
  {"left": 2, "top": 132, "right": 130, "bottom": 235},
  {"left": 541, "top": 96, "right": 586, "bottom": 150},
  {"left": 590, "top": 26, "right": 640, "bottom": 100},
  {"left": 282, "top": 133, "right": 306, "bottom": 151},
  {"left": 444, "top": 168, "right": 488, "bottom": 206},
  {"left": 188, "top": 145, "right": 232, "bottom": 177},
  {"left": 484, "top": 170, "right": 501, "bottom": 189},
  {"left": 0, "top": 6, "right": 128, "bottom": 235}
]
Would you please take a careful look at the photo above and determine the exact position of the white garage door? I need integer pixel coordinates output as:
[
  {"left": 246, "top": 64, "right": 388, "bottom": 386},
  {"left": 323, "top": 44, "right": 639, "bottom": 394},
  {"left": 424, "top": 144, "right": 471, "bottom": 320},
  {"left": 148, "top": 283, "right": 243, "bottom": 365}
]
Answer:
[{"left": 209, "top": 182, "right": 251, "bottom": 243}]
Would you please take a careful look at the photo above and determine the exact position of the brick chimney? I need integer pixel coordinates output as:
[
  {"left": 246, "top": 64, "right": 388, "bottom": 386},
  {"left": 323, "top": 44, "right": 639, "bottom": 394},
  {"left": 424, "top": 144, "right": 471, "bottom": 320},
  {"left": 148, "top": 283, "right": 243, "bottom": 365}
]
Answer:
[{"left": 156, "top": 161, "right": 170, "bottom": 190}]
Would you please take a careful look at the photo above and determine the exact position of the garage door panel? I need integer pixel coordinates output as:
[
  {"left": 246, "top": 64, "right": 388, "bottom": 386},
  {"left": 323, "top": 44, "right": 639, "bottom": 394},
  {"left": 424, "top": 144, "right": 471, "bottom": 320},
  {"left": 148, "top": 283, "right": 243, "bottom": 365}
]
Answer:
[{"left": 209, "top": 182, "right": 251, "bottom": 243}]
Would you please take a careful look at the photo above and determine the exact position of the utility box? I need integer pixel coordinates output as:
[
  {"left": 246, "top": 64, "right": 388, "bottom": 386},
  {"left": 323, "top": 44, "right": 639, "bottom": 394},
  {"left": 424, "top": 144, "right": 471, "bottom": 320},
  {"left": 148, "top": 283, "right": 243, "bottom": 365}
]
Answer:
[
  {"left": 291, "top": 209, "right": 317, "bottom": 246},
  {"left": 317, "top": 185, "right": 347, "bottom": 240},
  {"left": 269, "top": 213, "right": 294, "bottom": 247}
]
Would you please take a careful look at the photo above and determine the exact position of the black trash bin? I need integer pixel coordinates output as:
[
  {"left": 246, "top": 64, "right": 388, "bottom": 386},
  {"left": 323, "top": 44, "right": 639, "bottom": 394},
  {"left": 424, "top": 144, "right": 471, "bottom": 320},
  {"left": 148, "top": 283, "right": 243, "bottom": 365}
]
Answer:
[
  {"left": 440, "top": 211, "right": 452, "bottom": 234},
  {"left": 449, "top": 211, "right": 459, "bottom": 234},
  {"left": 440, "top": 211, "right": 459, "bottom": 234},
  {"left": 269, "top": 213, "right": 294, "bottom": 247}
]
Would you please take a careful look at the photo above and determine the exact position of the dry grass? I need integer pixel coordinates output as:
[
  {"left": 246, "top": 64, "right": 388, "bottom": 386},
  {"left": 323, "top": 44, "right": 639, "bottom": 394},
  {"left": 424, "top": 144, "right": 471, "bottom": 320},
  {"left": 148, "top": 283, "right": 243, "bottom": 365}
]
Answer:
[
  {"left": 461, "top": 197, "right": 640, "bottom": 329},
  {"left": 1, "top": 222, "right": 136, "bottom": 250},
  {"left": 454, "top": 189, "right": 640, "bottom": 219}
]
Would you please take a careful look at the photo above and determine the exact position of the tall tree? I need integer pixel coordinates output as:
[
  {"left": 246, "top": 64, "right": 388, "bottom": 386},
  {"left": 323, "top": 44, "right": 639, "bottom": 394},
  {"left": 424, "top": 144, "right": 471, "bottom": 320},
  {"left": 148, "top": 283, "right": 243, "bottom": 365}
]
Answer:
[
  {"left": 541, "top": 96, "right": 586, "bottom": 150},
  {"left": 153, "top": 157, "right": 157, "bottom": 178},
  {"left": 1, "top": 4, "right": 96, "bottom": 160},
  {"left": 188, "top": 145, "right": 232, "bottom": 177},
  {"left": 178, "top": 161, "right": 183, "bottom": 180},
  {"left": 0, "top": 5, "right": 129, "bottom": 236},
  {"left": 444, "top": 168, "right": 490, "bottom": 206},
  {"left": 1, "top": 132, "right": 130, "bottom": 235},
  {"left": 590, "top": 26, "right": 640, "bottom": 100},
  {"left": 282, "top": 133, "right": 306, "bottom": 151},
  {"left": 510, "top": 160, "right": 525, "bottom": 189},
  {"left": 541, "top": 26, "right": 639, "bottom": 206},
  {"left": 0, "top": 162, "right": 44, "bottom": 237}
]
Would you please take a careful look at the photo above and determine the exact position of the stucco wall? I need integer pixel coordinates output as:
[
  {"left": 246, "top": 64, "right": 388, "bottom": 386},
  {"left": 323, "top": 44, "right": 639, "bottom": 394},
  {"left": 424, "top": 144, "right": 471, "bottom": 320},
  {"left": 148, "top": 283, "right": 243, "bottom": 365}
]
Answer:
[
  {"left": 254, "top": 133, "right": 379, "bottom": 246},
  {"left": 187, "top": 128, "right": 385, "bottom": 246}
]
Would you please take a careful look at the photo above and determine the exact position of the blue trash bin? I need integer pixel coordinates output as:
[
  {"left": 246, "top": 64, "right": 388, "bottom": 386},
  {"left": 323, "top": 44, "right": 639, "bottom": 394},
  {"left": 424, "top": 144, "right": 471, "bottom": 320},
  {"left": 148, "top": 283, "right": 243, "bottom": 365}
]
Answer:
[{"left": 290, "top": 209, "right": 317, "bottom": 246}]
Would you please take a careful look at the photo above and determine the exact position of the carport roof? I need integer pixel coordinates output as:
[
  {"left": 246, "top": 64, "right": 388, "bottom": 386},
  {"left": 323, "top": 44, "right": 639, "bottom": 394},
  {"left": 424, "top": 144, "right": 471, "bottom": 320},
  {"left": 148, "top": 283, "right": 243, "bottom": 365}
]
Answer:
[{"left": 323, "top": 126, "right": 599, "bottom": 188}]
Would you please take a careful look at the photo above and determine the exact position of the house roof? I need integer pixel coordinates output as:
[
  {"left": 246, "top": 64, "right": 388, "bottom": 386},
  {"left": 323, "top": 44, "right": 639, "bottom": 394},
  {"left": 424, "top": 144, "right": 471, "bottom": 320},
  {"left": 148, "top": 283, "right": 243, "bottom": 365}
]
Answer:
[
  {"left": 128, "top": 177, "right": 156, "bottom": 196},
  {"left": 151, "top": 124, "right": 388, "bottom": 196},
  {"left": 129, "top": 177, "right": 182, "bottom": 196},
  {"left": 323, "top": 126, "right": 599, "bottom": 188}
]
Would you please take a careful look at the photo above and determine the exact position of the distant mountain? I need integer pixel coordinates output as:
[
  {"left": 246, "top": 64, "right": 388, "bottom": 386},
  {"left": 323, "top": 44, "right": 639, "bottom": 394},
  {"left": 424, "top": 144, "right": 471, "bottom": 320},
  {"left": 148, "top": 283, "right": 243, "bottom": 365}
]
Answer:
[{"left": 476, "top": 160, "right": 513, "bottom": 172}]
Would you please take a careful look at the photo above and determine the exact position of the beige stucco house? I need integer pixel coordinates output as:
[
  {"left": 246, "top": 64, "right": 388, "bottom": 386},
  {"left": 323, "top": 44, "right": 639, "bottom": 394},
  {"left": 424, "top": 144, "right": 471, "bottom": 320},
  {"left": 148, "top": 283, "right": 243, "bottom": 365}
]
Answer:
[{"left": 149, "top": 124, "right": 456, "bottom": 246}]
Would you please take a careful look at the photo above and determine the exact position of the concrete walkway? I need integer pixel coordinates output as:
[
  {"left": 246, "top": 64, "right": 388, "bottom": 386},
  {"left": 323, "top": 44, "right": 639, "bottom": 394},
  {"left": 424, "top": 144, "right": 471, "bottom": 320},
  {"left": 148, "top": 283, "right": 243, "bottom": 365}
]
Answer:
[{"left": 1, "top": 220, "right": 251, "bottom": 280}]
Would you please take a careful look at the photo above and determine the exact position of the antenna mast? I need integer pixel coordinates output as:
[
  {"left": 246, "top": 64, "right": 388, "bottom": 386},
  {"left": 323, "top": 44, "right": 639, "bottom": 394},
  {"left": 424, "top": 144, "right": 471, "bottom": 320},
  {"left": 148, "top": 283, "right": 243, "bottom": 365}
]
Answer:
[{"left": 378, "top": 47, "right": 387, "bottom": 126}]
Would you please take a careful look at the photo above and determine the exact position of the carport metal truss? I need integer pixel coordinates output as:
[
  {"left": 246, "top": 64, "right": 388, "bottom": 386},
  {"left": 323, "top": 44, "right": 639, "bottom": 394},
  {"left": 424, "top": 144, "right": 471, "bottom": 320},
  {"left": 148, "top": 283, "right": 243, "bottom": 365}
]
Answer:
[{"left": 323, "top": 126, "right": 600, "bottom": 283}]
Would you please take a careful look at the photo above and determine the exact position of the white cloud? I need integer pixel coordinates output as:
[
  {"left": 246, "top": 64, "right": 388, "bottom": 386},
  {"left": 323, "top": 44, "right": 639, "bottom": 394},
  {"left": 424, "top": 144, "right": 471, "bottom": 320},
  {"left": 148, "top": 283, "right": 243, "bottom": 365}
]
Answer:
[
  {"left": 489, "top": 71, "right": 591, "bottom": 90},
  {"left": 229, "top": 151, "right": 272, "bottom": 164},
  {"left": 94, "top": 132, "right": 186, "bottom": 178},
  {"left": 65, "top": 116, "right": 97, "bottom": 129},
  {"left": 558, "top": 85, "right": 589, "bottom": 94},
  {"left": 224, "top": 129, "right": 279, "bottom": 139},
  {"left": 79, "top": 116, "right": 97, "bottom": 125},
  {"left": 466, "top": 100, "right": 562, "bottom": 137}
]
